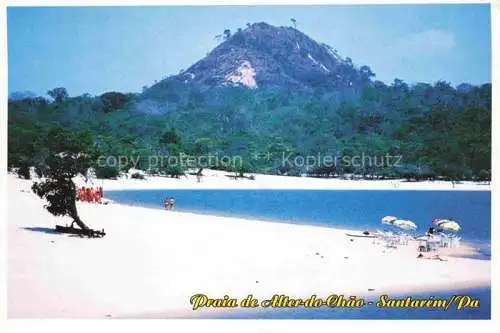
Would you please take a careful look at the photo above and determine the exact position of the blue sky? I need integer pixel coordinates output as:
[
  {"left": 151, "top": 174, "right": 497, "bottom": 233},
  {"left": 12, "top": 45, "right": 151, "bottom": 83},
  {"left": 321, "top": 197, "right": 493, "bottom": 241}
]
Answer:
[{"left": 8, "top": 4, "right": 491, "bottom": 96}]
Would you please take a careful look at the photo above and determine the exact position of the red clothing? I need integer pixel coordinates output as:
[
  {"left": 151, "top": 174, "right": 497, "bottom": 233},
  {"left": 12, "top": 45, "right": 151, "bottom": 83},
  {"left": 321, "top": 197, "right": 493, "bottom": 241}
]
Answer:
[
  {"left": 85, "top": 189, "right": 92, "bottom": 202},
  {"left": 78, "top": 188, "right": 85, "bottom": 201},
  {"left": 94, "top": 190, "right": 102, "bottom": 203}
]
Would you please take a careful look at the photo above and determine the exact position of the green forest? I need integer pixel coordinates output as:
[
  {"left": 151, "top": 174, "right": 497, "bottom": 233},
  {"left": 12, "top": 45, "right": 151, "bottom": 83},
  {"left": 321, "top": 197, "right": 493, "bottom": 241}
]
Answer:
[{"left": 8, "top": 79, "right": 491, "bottom": 181}]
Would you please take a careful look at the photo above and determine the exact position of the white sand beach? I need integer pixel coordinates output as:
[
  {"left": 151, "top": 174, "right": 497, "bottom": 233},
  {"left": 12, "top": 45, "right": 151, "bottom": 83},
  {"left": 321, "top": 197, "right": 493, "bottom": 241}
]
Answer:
[
  {"left": 7, "top": 174, "right": 490, "bottom": 318},
  {"left": 75, "top": 169, "right": 491, "bottom": 191}
]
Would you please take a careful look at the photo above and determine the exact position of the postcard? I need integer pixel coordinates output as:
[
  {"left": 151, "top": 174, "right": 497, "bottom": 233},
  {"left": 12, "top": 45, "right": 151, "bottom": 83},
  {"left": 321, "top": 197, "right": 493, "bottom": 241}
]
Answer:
[{"left": 4, "top": 2, "right": 493, "bottom": 323}]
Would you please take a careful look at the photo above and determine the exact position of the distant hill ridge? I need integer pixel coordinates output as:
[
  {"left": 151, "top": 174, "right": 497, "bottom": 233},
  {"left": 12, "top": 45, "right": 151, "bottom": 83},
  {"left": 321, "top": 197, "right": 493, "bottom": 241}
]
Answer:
[{"left": 147, "top": 22, "right": 374, "bottom": 95}]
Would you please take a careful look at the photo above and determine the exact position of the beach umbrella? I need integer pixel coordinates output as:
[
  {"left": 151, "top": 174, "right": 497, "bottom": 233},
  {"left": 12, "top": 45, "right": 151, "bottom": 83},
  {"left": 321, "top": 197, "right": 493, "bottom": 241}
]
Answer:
[
  {"left": 435, "top": 220, "right": 461, "bottom": 232},
  {"left": 382, "top": 216, "right": 398, "bottom": 225},
  {"left": 392, "top": 219, "right": 418, "bottom": 231},
  {"left": 432, "top": 218, "right": 443, "bottom": 225},
  {"left": 433, "top": 218, "right": 454, "bottom": 225}
]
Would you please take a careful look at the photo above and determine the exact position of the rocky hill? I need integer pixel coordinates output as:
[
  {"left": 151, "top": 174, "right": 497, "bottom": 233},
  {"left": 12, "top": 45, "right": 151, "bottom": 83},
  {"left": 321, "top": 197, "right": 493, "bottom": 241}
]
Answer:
[{"left": 146, "top": 22, "right": 375, "bottom": 95}]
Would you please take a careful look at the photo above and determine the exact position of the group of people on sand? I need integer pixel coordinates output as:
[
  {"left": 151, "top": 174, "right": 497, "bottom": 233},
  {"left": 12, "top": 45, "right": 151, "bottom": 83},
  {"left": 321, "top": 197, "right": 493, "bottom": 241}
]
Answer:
[
  {"left": 164, "top": 197, "right": 176, "bottom": 210},
  {"left": 78, "top": 186, "right": 104, "bottom": 204}
]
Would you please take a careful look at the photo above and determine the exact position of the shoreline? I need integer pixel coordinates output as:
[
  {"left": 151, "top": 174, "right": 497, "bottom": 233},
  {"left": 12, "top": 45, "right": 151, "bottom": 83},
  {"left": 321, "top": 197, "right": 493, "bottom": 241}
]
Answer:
[
  {"left": 103, "top": 195, "right": 491, "bottom": 259},
  {"left": 70, "top": 170, "right": 491, "bottom": 191},
  {"left": 7, "top": 175, "right": 491, "bottom": 318}
]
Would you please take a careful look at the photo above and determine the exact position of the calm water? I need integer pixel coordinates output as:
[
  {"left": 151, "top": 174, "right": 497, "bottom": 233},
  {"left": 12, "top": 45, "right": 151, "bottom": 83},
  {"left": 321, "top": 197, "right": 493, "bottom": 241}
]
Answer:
[
  {"left": 106, "top": 189, "right": 491, "bottom": 319},
  {"left": 107, "top": 190, "right": 491, "bottom": 244}
]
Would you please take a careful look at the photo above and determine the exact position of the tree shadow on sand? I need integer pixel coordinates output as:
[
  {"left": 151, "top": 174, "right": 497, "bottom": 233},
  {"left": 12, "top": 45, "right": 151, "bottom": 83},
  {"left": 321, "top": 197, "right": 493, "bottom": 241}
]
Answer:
[{"left": 22, "top": 227, "right": 60, "bottom": 235}]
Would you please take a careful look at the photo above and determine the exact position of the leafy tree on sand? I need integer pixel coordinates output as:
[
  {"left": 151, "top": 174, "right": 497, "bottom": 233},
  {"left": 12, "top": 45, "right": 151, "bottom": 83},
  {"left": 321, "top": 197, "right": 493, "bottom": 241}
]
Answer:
[{"left": 30, "top": 127, "right": 105, "bottom": 237}]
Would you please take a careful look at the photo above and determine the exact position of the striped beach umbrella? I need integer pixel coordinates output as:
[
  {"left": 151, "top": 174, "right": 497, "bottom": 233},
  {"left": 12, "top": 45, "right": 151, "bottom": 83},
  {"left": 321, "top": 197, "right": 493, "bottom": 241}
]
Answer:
[
  {"left": 434, "top": 219, "right": 461, "bottom": 232},
  {"left": 382, "top": 215, "right": 398, "bottom": 225},
  {"left": 393, "top": 219, "right": 418, "bottom": 231}
]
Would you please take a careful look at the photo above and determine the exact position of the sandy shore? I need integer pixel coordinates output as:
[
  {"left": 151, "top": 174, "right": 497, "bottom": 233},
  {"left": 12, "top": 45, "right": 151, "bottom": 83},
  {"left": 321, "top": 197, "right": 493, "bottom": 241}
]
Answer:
[
  {"left": 7, "top": 175, "right": 490, "bottom": 318},
  {"left": 74, "top": 169, "right": 491, "bottom": 191}
]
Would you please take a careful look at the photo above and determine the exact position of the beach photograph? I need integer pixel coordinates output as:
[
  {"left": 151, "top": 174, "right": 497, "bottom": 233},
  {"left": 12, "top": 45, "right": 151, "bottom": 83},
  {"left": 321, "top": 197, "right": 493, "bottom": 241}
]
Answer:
[{"left": 4, "top": 2, "right": 494, "bottom": 322}]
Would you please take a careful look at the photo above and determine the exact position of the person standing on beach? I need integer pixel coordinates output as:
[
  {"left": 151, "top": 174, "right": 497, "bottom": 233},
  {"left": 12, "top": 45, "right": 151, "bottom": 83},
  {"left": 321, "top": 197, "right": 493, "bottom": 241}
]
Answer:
[
  {"left": 86, "top": 187, "right": 92, "bottom": 203},
  {"left": 94, "top": 188, "right": 102, "bottom": 204},
  {"left": 163, "top": 197, "right": 175, "bottom": 210},
  {"left": 78, "top": 187, "right": 86, "bottom": 202}
]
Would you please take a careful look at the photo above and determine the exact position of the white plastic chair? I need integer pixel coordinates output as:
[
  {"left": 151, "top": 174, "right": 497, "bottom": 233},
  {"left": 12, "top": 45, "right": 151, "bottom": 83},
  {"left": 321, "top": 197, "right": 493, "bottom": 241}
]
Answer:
[
  {"left": 451, "top": 236, "right": 461, "bottom": 248},
  {"left": 426, "top": 236, "right": 441, "bottom": 252},
  {"left": 400, "top": 233, "right": 411, "bottom": 245},
  {"left": 374, "top": 230, "right": 387, "bottom": 245},
  {"left": 440, "top": 234, "right": 451, "bottom": 248},
  {"left": 386, "top": 233, "right": 398, "bottom": 248}
]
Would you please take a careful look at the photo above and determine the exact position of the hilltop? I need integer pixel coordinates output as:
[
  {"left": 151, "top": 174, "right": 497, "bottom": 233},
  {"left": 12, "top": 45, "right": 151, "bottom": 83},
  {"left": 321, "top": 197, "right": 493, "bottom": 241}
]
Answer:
[{"left": 146, "top": 22, "right": 374, "bottom": 97}]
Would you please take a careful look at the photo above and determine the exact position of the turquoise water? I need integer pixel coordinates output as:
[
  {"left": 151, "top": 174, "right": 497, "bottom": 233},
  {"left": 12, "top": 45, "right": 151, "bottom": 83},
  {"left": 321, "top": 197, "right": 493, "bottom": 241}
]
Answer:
[
  {"left": 106, "top": 189, "right": 491, "bottom": 319},
  {"left": 107, "top": 190, "right": 491, "bottom": 245}
]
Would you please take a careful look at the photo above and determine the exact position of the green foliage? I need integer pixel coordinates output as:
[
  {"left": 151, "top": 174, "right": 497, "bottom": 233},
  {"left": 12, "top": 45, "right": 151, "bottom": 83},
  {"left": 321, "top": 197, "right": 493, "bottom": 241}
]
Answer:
[
  {"left": 17, "top": 162, "right": 31, "bottom": 179},
  {"left": 100, "top": 92, "right": 130, "bottom": 112},
  {"left": 478, "top": 169, "right": 490, "bottom": 182},
  {"left": 32, "top": 178, "right": 79, "bottom": 220},
  {"left": 164, "top": 164, "right": 185, "bottom": 178},
  {"left": 95, "top": 166, "right": 119, "bottom": 179},
  {"left": 47, "top": 87, "right": 68, "bottom": 103},
  {"left": 160, "top": 130, "right": 181, "bottom": 146},
  {"left": 131, "top": 172, "right": 145, "bottom": 180},
  {"left": 28, "top": 127, "right": 96, "bottom": 231},
  {"left": 8, "top": 81, "right": 492, "bottom": 182}
]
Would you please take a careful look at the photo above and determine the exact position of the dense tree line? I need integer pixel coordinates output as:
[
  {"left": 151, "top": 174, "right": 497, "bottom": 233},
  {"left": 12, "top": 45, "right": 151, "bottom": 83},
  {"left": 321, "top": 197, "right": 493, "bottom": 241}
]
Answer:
[{"left": 8, "top": 79, "right": 491, "bottom": 181}]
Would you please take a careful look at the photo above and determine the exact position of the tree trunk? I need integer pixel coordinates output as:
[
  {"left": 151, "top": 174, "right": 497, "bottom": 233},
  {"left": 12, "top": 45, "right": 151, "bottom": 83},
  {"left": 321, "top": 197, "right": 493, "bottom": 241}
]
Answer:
[
  {"left": 70, "top": 212, "right": 90, "bottom": 230},
  {"left": 68, "top": 181, "right": 90, "bottom": 230}
]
